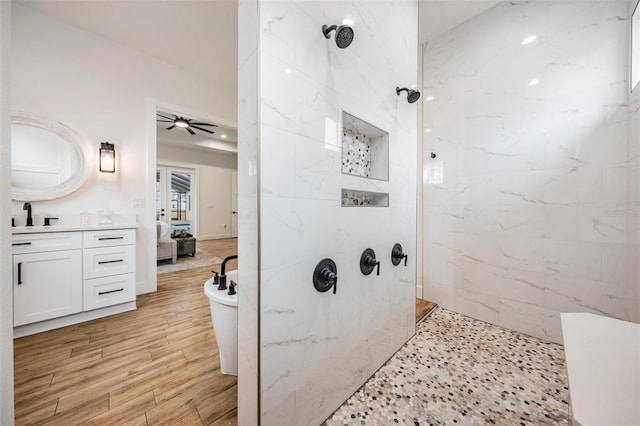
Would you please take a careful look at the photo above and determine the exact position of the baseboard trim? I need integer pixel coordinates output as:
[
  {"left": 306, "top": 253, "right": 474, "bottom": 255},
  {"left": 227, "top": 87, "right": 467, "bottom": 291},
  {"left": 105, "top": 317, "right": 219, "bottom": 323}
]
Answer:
[
  {"left": 13, "top": 301, "right": 137, "bottom": 338},
  {"left": 198, "top": 233, "right": 233, "bottom": 240}
]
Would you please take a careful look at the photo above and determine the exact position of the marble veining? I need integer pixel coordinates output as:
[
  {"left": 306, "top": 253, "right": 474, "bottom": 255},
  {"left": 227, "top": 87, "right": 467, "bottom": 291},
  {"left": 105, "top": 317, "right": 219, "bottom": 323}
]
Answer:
[
  {"left": 422, "top": 0, "right": 638, "bottom": 344},
  {"left": 325, "top": 308, "right": 569, "bottom": 425}
]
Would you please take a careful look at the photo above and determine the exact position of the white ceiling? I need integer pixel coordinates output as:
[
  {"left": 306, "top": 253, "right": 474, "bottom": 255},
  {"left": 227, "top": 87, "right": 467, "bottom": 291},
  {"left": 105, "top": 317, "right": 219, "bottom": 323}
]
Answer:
[
  {"left": 17, "top": 0, "right": 498, "bottom": 152},
  {"left": 17, "top": 0, "right": 238, "bottom": 90},
  {"left": 419, "top": 0, "right": 501, "bottom": 44}
]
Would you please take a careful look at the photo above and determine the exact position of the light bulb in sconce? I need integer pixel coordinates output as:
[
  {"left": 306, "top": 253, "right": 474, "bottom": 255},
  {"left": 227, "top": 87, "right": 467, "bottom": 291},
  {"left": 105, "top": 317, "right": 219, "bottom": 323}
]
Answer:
[{"left": 99, "top": 142, "right": 116, "bottom": 173}]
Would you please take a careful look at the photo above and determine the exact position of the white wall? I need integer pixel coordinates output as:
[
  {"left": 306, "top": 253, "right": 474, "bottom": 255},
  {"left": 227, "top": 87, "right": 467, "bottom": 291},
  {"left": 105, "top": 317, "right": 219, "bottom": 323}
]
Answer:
[
  {"left": 422, "top": 1, "right": 636, "bottom": 344},
  {"left": 11, "top": 4, "right": 235, "bottom": 294},
  {"left": 157, "top": 144, "right": 237, "bottom": 240},
  {"left": 243, "top": 1, "right": 419, "bottom": 424},
  {"left": 0, "top": 1, "right": 14, "bottom": 422},
  {"left": 630, "top": 0, "right": 640, "bottom": 330}
]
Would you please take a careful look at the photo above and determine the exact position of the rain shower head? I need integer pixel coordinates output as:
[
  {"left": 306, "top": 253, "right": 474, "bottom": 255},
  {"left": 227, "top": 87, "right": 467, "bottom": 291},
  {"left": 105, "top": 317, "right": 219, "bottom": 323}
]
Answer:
[
  {"left": 396, "top": 87, "right": 421, "bottom": 103},
  {"left": 322, "top": 24, "right": 354, "bottom": 48}
]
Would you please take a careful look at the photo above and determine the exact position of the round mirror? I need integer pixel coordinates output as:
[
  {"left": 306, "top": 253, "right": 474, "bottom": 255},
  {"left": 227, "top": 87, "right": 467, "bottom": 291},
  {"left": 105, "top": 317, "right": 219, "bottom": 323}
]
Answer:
[{"left": 11, "top": 112, "right": 92, "bottom": 201}]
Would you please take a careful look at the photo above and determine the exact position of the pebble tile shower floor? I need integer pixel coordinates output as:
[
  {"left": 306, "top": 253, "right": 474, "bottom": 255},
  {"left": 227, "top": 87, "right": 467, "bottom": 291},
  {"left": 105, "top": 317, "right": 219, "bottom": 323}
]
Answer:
[{"left": 325, "top": 308, "right": 569, "bottom": 425}]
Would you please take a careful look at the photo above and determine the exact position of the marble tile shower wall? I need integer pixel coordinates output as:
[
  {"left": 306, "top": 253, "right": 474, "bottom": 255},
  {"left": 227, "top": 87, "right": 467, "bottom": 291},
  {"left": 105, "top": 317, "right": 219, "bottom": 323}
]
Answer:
[
  {"left": 257, "top": 1, "right": 417, "bottom": 425},
  {"left": 628, "top": 0, "right": 640, "bottom": 344},
  {"left": 422, "top": 1, "right": 638, "bottom": 344},
  {"left": 237, "top": 0, "right": 259, "bottom": 423}
]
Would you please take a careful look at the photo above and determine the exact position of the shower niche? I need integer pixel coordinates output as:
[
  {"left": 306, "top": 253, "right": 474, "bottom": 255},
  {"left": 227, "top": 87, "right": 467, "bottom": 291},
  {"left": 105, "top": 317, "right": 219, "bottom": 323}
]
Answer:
[
  {"left": 341, "top": 188, "right": 389, "bottom": 207},
  {"left": 341, "top": 111, "right": 389, "bottom": 181},
  {"left": 341, "top": 111, "right": 390, "bottom": 207}
]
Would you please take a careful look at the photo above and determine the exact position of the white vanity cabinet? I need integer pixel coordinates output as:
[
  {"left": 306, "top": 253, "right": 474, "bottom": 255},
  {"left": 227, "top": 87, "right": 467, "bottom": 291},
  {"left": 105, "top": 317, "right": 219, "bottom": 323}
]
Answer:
[
  {"left": 12, "top": 232, "right": 83, "bottom": 326},
  {"left": 12, "top": 226, "right": 137, "bottom": 337},
  {"left": 82, "top": 229, "right": 136, "bottom": 311}
]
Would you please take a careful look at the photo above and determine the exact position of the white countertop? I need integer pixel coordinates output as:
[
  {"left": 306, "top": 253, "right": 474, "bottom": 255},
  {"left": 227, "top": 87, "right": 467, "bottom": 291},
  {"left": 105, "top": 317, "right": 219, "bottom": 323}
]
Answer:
[
  {"left": 12, "top": 224, "right": 138, "bottom": 234},
  {"left": 561, "top": 313, "right": 640, "bottom": 426}
]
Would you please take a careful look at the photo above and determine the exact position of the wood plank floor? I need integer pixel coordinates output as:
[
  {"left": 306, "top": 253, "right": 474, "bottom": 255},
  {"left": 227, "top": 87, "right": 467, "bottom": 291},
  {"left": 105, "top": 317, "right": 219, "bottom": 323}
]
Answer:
[
  {"left": 14, "top": 238, "right": 239, "bottom": 426},
  {"left": 416, "top": 298, "right": 437, "bottom": 323}
]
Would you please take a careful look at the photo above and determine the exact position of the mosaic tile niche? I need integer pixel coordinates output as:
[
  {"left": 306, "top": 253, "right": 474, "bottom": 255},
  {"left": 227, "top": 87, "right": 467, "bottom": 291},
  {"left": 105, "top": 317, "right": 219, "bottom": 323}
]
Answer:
[
  {"left": 341, "top": 189, "right": 389, "bottom": 207},
  {"left": 342, "top": 128, "right": 371, "bottom": 177},
  {"left": 342, "top": 112, "right": 389, "bottom": 181}
]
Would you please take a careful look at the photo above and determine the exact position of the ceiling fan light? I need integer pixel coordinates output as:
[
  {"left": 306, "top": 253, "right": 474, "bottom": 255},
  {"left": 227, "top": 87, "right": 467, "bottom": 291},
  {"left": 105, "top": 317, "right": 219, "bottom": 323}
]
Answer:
[{"left": 175, "top": 118, "right": 189, "bottom": 128}]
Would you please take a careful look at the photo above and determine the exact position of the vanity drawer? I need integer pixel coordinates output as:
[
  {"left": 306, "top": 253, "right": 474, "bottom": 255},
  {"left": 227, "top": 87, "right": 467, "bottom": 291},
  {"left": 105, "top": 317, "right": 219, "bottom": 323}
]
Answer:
[
  {"left": 12, "top": 232, "right": 82, "bottom": 254},
  {"left": 83, "top": 229, "right": 136, "bottom": 248},
  {"left": 83, "top": 245, "right": 135, "bottom": 279},
  {"left": 83, "top": 273, "right": 135, "bottom": 311}
]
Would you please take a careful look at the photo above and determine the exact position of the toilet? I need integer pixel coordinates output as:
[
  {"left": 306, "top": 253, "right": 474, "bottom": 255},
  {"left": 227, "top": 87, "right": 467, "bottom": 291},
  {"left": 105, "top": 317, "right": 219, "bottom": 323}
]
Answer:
[{"left": 204, "top": 270, "right": 238, "bottom": 376}]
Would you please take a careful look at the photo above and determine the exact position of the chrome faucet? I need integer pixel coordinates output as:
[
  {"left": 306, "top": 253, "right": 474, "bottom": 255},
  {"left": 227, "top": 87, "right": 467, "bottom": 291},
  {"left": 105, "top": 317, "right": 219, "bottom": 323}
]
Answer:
[{"left": 23, "top": 202, "right": 33, "bottom": 227}]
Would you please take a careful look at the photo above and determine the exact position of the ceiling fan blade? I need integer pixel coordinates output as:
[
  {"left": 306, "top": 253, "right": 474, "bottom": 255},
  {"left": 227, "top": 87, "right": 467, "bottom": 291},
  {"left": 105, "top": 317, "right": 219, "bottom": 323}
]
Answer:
[
  {"left": 190, "top": 122, "right": 218, "bottom": 127},
  {"left": 157, "top": 119, "right": 173, "bottom": 123},
  {"left": 190, "top": 125, "right": 215, "bottom": 134},
  {"left": 186, "top": 127, "right": 196, "bottom": 135},
  {"left": 166, "top": 125, "right": 176, "bottom": 130},
  {"left": 157, "top": 113, "right": 175, "bottom": 120}
]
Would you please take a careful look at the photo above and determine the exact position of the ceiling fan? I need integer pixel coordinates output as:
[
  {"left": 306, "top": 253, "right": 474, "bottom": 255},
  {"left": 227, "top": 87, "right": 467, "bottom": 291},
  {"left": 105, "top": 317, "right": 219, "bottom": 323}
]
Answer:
[{"left": 157, "top": 113, "right": 217, "bottom": 135}]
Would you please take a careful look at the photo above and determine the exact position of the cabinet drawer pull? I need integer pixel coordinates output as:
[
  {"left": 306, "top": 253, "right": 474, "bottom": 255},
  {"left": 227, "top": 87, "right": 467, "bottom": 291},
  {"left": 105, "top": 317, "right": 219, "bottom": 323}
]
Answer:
[
  {"left": 98, "top": 237, "right": 124, "bottom": 241},
  {"left": 98, "top": 288, "right": 124, "bottom": 296},
  {"left": 12, "top": 242, "right": 32, "bottom": 246},
  {"left": 17, "top": 262, "right": 22, "bottom": 285},
  {"left": 98, "top": 259, "right": 124, "bottom": 265}
]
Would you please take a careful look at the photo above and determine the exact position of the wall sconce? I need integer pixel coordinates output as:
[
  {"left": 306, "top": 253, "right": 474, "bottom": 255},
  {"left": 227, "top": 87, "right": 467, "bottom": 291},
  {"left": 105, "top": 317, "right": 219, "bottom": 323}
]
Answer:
[{"left": 99, "top": 142, "right": 116, "bottom": 173}]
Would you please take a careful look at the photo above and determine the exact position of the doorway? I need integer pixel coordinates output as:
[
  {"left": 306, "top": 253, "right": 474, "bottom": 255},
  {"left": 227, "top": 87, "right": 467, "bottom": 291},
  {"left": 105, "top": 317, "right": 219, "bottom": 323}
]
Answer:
[
  {"left": 231, "top": 171, "right": 238, "bottom": 238},
  {"left": 156, "top": 165, "right": 197, "bottom": 236}
]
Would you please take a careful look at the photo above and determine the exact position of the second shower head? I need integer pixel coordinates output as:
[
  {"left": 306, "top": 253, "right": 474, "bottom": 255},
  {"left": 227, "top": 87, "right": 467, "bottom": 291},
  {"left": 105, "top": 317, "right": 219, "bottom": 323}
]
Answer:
[
  {"left": 322, "top": 24, "right": 354, "bottom": 49},
  {"left": 396, "top": 87, "right": 421, "bottom": 103}
]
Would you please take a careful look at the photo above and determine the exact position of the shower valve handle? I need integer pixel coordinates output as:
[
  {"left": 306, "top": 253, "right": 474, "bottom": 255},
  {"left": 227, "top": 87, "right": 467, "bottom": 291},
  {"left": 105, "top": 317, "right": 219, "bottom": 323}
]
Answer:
[
  {"left": 320, "top": 268, "right": 338, "bottom": 294},
  {"left": 365, "top": 256, "right": 380, "bottom": 276},
  {"left": 391, "top": 244, "right": 408, "bottom": 267},
  {"left": 360, "top": 248, "right": 380, "bottom": 276},
  {"left": 313, "top": 258, "right": 338, "bottom": 294}
]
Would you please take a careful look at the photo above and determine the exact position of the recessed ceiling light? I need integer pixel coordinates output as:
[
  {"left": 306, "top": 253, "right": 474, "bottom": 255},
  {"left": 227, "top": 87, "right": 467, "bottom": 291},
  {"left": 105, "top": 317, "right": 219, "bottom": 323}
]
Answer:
[
  {"left": 425, "top": 96, "right": 434, "bottom": 101},
  {"left": 522, "top": 35, "right": 537, "bottom": 45},
  {"left": 528, "top": 79, "right": 540, "bottom": 86},
  {"left": 285, "top": 68, "right": 292, "bottom": 74},
  {"left": 221, "top": 134, "right": 227, "bottom": 139}
]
